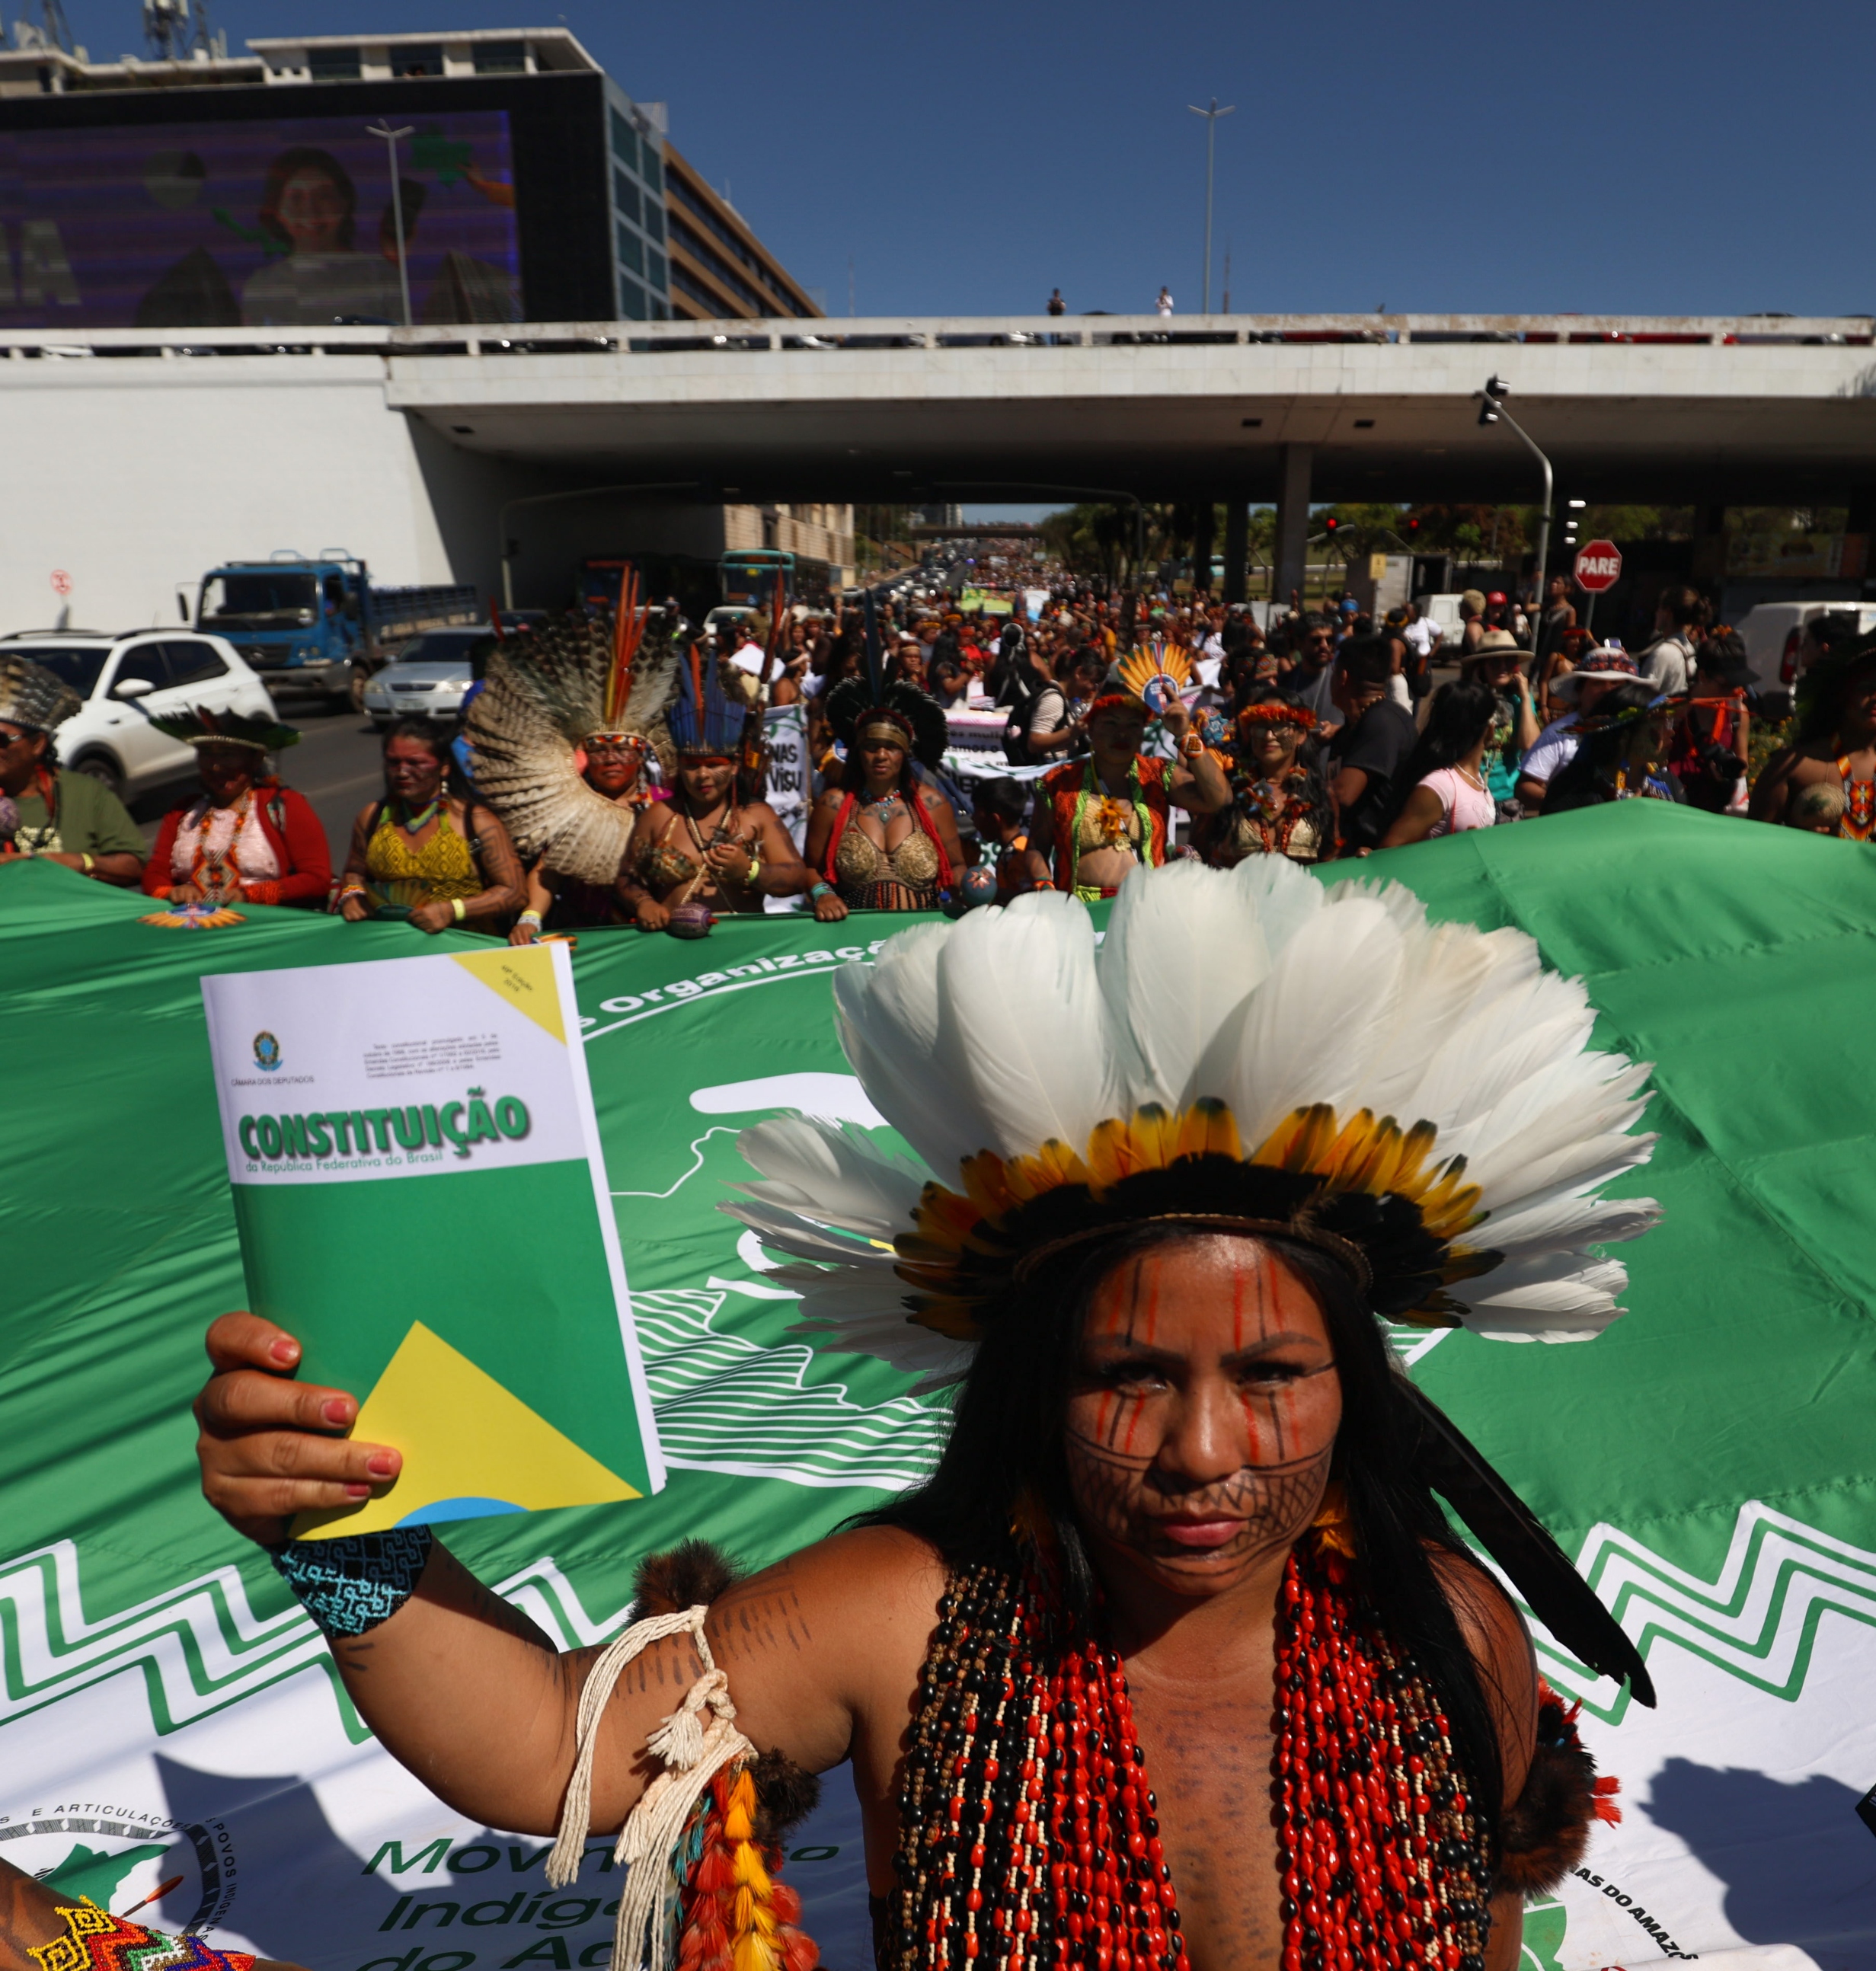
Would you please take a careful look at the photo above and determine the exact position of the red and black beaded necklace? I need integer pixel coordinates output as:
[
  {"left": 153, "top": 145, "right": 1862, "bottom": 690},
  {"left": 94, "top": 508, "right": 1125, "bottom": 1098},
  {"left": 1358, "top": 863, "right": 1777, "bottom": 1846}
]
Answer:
[{"left": 885, "top": 1534, "right": 1490, "bottom": 1971}]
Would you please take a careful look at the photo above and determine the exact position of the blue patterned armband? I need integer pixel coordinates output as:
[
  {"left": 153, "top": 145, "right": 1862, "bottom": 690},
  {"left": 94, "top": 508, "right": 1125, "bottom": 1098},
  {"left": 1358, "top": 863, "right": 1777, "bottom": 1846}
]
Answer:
[{"left": 273, "top": 1526, "right": 435, "bottom": 1637}]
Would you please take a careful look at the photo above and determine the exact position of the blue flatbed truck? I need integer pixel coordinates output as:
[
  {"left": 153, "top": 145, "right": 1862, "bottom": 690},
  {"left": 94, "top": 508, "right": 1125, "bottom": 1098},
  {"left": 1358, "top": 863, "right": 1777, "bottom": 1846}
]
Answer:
[{"left": 193, "top": 552, "right": 480, "bottom": 708}]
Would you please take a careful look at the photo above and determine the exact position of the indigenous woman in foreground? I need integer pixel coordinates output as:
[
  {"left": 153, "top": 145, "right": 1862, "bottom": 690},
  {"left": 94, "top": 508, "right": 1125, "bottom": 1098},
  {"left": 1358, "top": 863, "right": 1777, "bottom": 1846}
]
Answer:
[
  {"left": 803, "top": 676, "right": 964, "bottom": 918},
  {"left": 194, "top": 861, "right": 1654, "bottom": 1971},
  {"left": 465, "top": 584, "right": 679, "bottom": 941},
  {"left": 1021, "top": 648, "right": 1229, "bottom": 897},
  {"left": 142, "top": 709, "right": 331, "bottom": 907},
  {"left": 338, "top": 720, "right": 525, "bottom": 931},
  {"left": 618, "top": 644, "right": 812, "bottom": 931}
]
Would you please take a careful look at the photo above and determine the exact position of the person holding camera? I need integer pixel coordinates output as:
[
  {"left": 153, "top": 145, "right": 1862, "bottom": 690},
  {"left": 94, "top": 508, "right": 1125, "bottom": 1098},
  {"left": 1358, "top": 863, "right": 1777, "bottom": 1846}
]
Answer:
[{"left": 1665, "top": 631, "right": 1752, "bottom": 816}]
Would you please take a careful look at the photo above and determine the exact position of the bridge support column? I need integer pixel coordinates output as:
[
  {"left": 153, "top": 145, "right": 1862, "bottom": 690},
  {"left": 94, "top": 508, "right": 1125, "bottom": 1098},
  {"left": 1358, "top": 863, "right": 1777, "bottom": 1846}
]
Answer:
[
  {"left": 1191, "top": 502, "right": 1214, "bottom": 593},
  {"left": 1273, "top": 446, "right": 1313, "bottom": 612},
  {"left": 1223, "top": 499, "right": 1248, "bottom": 605},
  {"left": 1691, "top": 502, "right": 1727, "bottom": 584},
  {"left": 1846, "top": 489, "right": 1876, "bottom": 580}
]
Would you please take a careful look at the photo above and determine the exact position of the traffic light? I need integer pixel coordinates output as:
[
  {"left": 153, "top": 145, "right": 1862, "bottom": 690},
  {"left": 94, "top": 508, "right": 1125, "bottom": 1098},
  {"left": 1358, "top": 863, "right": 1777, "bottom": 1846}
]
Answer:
[
  {"left": 1406, "top": 516, "right": 1421, "bottom": 536},
  {"left": 1324, "top": 516, "right": 1339, "bottom": 536}
]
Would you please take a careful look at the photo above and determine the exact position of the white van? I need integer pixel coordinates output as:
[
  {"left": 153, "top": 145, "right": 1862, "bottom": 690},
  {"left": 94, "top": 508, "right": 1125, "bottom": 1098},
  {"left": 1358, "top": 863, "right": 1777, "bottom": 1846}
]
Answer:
[
  {"left": 1419, "top": 593, "right": 1469, "bottom": 639},
  {"left": 1734, "top": 601, "right": 1876, "bottom": 688}
]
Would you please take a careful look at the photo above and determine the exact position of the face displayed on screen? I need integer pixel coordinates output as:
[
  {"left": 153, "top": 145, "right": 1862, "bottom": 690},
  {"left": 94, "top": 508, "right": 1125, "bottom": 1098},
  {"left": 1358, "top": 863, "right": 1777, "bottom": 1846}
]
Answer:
[
  {"left": 275, "top": 161, "right": 352, "bottom": 254},
  {"left": 0, "top": 112, "right": 521, "bottom": 328}
]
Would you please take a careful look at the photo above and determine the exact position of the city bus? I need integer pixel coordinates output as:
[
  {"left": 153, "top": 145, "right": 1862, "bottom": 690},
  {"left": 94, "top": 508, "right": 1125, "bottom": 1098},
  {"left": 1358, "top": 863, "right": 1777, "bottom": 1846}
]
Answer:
[{"left": 717, "top": 549, "right": 833, "bottom": 608}]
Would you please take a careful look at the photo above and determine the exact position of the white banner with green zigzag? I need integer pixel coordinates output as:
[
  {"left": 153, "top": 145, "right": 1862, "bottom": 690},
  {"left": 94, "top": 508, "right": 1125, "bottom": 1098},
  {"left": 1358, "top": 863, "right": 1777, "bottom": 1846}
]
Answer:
[{"left": 8, "top": 806, "right": 1876, "bottom": 1971}]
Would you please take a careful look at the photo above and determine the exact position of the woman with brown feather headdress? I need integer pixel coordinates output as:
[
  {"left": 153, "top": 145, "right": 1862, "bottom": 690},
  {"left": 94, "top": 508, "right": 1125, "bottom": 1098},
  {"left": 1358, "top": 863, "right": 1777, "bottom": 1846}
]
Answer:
[{"left": 467, "top": 574, "right": 682, "bottom": 941}]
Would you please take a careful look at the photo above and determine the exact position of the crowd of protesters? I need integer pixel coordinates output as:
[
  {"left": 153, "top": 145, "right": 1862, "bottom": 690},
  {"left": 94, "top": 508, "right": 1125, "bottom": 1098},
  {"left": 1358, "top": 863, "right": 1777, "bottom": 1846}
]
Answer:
[{"left": 6, "top": 564, "right": 1876, "bottom": 931}]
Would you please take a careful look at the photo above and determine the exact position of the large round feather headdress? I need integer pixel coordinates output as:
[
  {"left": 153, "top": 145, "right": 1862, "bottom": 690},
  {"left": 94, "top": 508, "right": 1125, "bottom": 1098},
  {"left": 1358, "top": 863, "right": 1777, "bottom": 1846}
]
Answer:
[
  {"left": 723, "top": 858, "right": 1660, "bottom": 1393},
  {"left": 467, "top": 581, "right": 678, "bottom": 886}
]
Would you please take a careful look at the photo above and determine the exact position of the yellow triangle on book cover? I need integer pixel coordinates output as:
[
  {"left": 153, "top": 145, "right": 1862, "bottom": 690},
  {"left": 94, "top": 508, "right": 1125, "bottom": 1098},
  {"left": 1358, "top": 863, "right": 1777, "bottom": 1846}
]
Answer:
[
  {"left": 449, "top": 946, "right": 567, "bottom": 1043},
  {"left": 294, "top": 1320, "right": 638, "bottom": 1539}
]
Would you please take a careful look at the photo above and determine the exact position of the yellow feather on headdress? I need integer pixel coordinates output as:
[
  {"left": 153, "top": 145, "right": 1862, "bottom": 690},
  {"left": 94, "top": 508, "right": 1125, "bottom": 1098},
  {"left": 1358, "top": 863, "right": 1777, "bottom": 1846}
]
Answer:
[{"left": 1117, "top": 642, "right": 1194, "bottom": 708}]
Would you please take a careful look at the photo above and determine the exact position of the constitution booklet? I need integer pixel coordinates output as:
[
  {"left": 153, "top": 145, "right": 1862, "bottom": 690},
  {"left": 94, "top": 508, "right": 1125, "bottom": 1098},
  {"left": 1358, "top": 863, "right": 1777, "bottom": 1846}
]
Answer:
[{"left": 201, "top": 941, "right": 663, "bottom": 1538}]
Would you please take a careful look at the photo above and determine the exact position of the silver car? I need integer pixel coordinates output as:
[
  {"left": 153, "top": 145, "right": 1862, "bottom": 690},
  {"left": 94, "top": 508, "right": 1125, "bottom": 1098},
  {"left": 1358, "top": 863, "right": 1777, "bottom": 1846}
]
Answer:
[{"left": 360, "top": 628, "right": 494, "bottom": 730}]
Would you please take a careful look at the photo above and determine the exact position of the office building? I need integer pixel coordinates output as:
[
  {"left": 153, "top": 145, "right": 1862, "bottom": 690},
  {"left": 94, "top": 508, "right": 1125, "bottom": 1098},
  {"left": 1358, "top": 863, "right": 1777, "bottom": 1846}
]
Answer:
[{"left": 0, "top": 27, "right": 820, "bottom": 331}]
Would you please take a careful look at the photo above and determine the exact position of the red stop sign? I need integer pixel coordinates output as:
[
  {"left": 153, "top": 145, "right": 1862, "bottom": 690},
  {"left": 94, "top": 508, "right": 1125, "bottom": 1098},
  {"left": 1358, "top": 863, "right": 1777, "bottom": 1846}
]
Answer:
[{"left": 1574, "top": 541, "right": 1622, "bottom": 592}]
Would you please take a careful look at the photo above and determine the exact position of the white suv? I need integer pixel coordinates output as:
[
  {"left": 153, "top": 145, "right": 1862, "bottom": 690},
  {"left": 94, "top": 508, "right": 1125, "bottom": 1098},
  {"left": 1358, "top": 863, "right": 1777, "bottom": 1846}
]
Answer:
[{"left": 0, "top": 629, "right": 279, "bottom": 801}]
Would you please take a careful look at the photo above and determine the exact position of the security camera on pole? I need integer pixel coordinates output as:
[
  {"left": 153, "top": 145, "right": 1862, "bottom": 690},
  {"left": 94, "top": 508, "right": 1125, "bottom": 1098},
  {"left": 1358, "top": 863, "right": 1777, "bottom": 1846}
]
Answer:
[{"left": 1476, "top": 375, "right": 1552, "bottom": 641}]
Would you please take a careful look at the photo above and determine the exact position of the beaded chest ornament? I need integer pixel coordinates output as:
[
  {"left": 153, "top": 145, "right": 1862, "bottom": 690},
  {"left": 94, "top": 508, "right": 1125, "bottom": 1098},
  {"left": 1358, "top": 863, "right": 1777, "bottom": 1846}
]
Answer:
[{"left": 885, "top": 1533, "right": 1490, "bottom": 1971}]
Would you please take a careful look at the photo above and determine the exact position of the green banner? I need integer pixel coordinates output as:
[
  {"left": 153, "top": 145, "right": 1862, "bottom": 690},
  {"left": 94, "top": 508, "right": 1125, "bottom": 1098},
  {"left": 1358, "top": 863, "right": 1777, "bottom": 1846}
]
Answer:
[{"left": 5, "top": 802, "right": 1876, "bottom": 1971}]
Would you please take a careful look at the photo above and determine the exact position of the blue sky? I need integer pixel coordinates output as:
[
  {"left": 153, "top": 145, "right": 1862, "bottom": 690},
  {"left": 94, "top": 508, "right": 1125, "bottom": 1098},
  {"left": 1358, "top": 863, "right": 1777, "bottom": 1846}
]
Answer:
[{"left": 70, "top": 0, "right": 1874, "bottom": 324}]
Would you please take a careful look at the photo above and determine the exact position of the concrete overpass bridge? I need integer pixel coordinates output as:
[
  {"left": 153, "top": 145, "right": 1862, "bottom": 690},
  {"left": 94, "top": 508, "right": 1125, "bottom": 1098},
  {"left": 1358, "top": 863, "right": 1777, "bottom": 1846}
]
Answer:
[{"left": 4, "top": 312, "right": 1874, "bottom": 628}]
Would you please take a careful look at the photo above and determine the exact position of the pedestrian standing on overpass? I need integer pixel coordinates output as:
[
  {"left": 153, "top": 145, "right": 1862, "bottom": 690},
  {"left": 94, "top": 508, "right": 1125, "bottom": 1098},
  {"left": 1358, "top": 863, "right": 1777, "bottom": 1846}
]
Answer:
[
  {"left": 1047, "top": 288, "right": 1066, "bottom": 316},
  {"left": 1156, "top": 285, "right": 1174, "bottom": 316}
]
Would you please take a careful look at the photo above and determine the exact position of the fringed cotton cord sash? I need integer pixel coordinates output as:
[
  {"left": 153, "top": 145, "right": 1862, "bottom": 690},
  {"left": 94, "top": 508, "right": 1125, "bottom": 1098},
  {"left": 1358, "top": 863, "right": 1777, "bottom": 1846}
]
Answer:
[{"left": 546, "top": 1603, "right": 753, "bottom": 1971}]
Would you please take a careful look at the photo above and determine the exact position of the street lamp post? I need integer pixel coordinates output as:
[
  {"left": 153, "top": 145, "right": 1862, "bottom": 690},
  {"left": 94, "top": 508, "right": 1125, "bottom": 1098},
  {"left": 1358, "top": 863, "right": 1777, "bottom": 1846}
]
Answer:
[
  {"left": 366, "top": 122, "right": 415, "bottom": 327},
  {"left": 1476, "top": 374, "right": 1552, "bottom": 636},
  {"left": 1187, "top": 98, "right": 1235, "bottom": 315}
]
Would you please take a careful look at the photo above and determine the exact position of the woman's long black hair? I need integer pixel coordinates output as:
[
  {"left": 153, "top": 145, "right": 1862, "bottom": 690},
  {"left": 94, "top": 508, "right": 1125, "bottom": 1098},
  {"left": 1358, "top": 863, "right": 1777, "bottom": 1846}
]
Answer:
[
  {"left": 860, "top": 1223, "right": 1512, "bottom": 1840},
  {"left": 1373, "top": 679, "right": 1498, "bottom": 837}
]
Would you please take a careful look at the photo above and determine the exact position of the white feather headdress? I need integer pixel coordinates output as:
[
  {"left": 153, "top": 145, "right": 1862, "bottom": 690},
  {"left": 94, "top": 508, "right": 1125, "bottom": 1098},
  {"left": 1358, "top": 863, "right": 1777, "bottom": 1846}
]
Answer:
[
  {"left": 723, "top": 858, "right": 1660, "bottom": 1389},
  {"left": 468, "top": 602, "right": 677, "bottom": 886}
]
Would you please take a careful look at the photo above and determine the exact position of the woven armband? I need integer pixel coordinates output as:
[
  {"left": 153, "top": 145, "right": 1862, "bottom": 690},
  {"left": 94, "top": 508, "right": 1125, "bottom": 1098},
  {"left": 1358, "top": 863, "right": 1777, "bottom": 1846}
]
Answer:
[
  {"left": 29, "top": 1899, "right": 254, "bottom": 1971},
  {"left": 272, "top": 1527, "right": 434, "bottom": 1638}
]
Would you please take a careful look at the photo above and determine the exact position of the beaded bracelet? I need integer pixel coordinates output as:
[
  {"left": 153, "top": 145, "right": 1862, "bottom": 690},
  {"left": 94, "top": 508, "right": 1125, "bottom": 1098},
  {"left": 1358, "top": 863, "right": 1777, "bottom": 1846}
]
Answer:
[
  {"left": 452, "top": 897, "right": 468, "bottom": 922},
  {"left": 272, "top": 1527, "right": 434, "bottom": 1638},
  {"left": 809, "top": 880, "right": 833, "bottom": 900},
  {"left": 30, "top": 1899, "right": 254, "bottom": 1971}
]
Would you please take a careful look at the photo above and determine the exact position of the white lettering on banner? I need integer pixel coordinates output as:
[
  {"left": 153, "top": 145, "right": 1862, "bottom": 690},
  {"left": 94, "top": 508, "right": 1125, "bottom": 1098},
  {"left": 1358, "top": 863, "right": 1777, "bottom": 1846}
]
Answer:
[{"left": 585, "top": 941, "right": 887, "bottom": 1039}]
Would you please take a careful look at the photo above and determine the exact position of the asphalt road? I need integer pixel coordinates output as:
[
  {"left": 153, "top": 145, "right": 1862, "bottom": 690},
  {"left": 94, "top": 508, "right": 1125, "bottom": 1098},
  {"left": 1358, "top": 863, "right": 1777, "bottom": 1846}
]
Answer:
[{"left": 129, "top": 697, "right": 385, "bottom": 874}]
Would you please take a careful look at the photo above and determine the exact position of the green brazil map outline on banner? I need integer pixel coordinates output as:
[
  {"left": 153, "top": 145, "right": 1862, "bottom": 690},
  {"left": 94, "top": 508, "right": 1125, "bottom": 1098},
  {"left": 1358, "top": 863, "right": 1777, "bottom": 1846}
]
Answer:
[{"left": 5, "top": 802, "right": 1876, "bottom": 1970}]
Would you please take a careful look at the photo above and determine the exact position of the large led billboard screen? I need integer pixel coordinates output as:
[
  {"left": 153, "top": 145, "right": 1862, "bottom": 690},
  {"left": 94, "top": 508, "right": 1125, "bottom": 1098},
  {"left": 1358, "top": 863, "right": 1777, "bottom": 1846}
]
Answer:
[{"left": 0, "top": 110, "right": 520, "bottom": 327}]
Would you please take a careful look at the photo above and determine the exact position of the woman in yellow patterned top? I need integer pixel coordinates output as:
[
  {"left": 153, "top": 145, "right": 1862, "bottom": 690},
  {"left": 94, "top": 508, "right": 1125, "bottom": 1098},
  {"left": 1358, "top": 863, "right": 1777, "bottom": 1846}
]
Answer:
[{"left": 338, "top": 720, "right": 525, "bottom": 933}]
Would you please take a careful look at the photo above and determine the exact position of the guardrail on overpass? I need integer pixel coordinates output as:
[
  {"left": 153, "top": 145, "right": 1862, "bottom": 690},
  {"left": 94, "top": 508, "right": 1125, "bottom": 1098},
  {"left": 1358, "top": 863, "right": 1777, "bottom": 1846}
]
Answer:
[{"left": 0, "top": 312, "right": 1870, "bottom": 359}]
